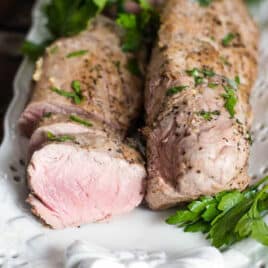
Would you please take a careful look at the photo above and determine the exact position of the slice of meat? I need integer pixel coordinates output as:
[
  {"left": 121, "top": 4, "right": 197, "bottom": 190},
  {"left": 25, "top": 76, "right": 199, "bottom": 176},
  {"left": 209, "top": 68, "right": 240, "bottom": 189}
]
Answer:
[
  {"left": 27, "top": 133, "right": 146, "bottom": 229},
  {"left": 28, "top": 114, "right": 108, "bottom": 156},
  {"left": 19, "top": 15, "right": 144, "bottom": 137},
  {"left": 24, "top": 16, "right": 147, "bottom": 228},
  {"left": 145, "top": 0, "right": 259, "bottom": 209}
]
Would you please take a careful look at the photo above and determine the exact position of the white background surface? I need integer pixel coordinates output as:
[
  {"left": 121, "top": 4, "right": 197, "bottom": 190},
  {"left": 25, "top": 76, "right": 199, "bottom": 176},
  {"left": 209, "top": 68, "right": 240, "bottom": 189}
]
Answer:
[{"left": 0, "top": 0, "right": 268, "bottom": 267}]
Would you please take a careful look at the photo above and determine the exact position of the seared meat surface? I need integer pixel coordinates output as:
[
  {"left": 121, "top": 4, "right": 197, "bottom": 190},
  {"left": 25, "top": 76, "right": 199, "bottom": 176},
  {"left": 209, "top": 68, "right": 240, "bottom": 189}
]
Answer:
[
  {"left": 145, "top": 0, "right": 259, "bottom": 209},
  {"left": 19, "top": 16, "right": 144, "bottom": 137},
  {"left": 22, "top": 16, "right": 146, "bottom": 228}
]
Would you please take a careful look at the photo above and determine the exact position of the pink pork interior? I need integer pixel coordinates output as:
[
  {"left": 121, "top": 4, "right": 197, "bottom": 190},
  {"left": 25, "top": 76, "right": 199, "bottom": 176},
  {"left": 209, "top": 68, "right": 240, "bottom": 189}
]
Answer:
[{"left": 27, "top": 143, "right": 146, "bottom": 229}]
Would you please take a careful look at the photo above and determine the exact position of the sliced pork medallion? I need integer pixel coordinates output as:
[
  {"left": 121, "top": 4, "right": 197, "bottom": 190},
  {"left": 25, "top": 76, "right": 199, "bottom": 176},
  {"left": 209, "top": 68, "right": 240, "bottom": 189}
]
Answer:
[
  {"left": 145, "top": 0, "right": 259, "bottom": 209},
  {"left": 28, "top": 114, "right": 107, "bottom": 156},
  {"left": 23, "top": 15, "right": 147, "bottom": 228},
  {"left": 19, "top": 15, "right": 144, "bottom": 137},
  {"left": 27, "top": 132, "right": 146, "bottom": 229}
]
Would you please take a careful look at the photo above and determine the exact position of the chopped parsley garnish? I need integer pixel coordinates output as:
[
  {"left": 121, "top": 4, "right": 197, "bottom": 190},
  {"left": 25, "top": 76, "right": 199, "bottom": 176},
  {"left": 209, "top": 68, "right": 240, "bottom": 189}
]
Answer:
[
  {"left": 50, "top": 87, "right": 77, "bottom": 98},
  {"left": 203, "top": 68, "right": 215, "bottom": 77},
  {"left": 21, "top": 40, "right": 49, "bottom": 61},
  {"left": 166, "top": 86, "right": 188, "bottom": 96},
  {"left": 69, "top": 115, "right": 93, "bottom": 127},
  {"left": 126, "top": 58, "right": 143, "bottom": 77},
  {"left": 235, "top": 75, "right": 241, "bottom": 85},
  {"left": 47, "top": 131, "right": 75, "bottom": 142},
  {"left": 66, "top": 50, "right": 88, "bottom": 58},
  {"left": 22, "top": 0, "right": 109, "bottom": 60},
  {"left": 208, "top": 82, "right": 218, "bottom": 89},
  {"left": 166, "top": 176, "right": 268, "bottom": 250},
  {"left": 50, "top": 80, "right": 84, "bottom": 104},
  {"left": 186, "top": 67, "right": 215, "bottom": 86},
  {"left": 197, "top": 0, "right": 213, "bottom": 6},
  {"left": 222, "top": 86, "right": 238, "bottom": 118},
  {"left": 116, "top": 0, "right": 159, "bottom": 52},
  {"left": 71, "top": 80, "right": 82, "bottom": 94},
  {"left": 197, "top": 110, "right": 220, "bottom": 121},
  {"left": 45, "top": 0, "right": 108, "bottom": 37},
  {"left": 222, "top": 33, "right": 236, "bottom": 46}
]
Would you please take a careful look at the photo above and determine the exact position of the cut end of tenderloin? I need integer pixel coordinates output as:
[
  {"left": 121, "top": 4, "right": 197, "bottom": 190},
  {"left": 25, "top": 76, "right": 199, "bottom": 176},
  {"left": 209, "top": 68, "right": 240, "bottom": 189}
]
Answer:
[{"left": 27, "top": 138, "right": 146, "bottom": 229}]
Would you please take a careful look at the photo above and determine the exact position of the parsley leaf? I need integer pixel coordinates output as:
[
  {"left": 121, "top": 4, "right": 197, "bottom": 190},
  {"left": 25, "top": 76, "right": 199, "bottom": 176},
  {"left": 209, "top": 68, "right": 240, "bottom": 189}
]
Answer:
[
  {"left": 23, "top": 0, "right": 109, "bottom": 60},
  {"left": 69, "top": 115, "right": 93, "bottom": 127},
  {"left": 116, "top": 0, "right": 160, "bottom": 52},
  {"left": 186, "top": 67, "right": 215, "bottom": 86},
  {"left": 66, "top": 50, "right": 88, "bottom": 58},
  {"left": 47, "top": 131, "right": 75, "bottom": 142},
  {"left": 50, "top": 81, "right": 84, "bottom": 105},
  {"left": 197, "top": 0, "right": 213, "bottom": 6},
  {"left": 44, "top": 0, "right": 107, "bottom": 38},
  {"left": 222, "top": 33, "right": 236, "bottom": 46},
  {"left": 22, "top": 40, "right": 49, "bottom": 61},
  {"left": 166, "top": 86, "right": 188, "bottom": 96},
  {"left": 197, "top": 110, "right": 220, "bottom": 121},
  {"left": 222, "top": 86, "right": 238, "bottom": 118},
  {"left": 50, "top": 87, "right": 76, "bottom": 98},
  {"left": 166, "top": 176, "right": 268, "bottom": 250}
]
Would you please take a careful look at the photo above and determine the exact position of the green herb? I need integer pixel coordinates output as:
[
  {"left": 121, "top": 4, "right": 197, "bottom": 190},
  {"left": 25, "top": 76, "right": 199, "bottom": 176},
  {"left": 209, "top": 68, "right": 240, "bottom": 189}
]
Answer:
[
  {"left": 50, "top": 82, "right": 84, "bottom": 105},
  {"left": 197, "top": 0, "right": 213, "bottom": 6},
  {"left": 222, "top": 33, "right": 236, "bottom": 46},
  {"left": 166, "top": 176, "right": 268, "bottom": 250},
  {"left": 166, "top": 86, "right": 188, "bottom": 96},
  {"left": 235, "top": 76, "right": 241, "bottom": 85},
  {"left": 69, "top": 115, "right": 93, "bottom": 127},
  {"left": 197, "top": 110, "right": 220, "bottom": 121},
  {"left": 21, "top": 40, "right": 48, "bottom": 61},
  {"left": 23, "top": 0, "right": 109, "bottom": 60},
  {"left": 222, "top": 86, "right": 238, "bottom": 118},
  {"left": 116, "top": 0, "right": 159, "bottom": 52},
  {"left": 227, "top": 78, "right": 239, "bottom": 90},
  {"left": 208, "top": 83, "right": 218, "bottom": 89},
  {"left": 202, "top": 68, "right": 215, "bottom": 77},
  {"left": 50, "top": 87, "right": 76, "bottom": 98},
  {"left": 186, "top": 68, "right": 201, "bottom": 77},
  {"left": 66, "top": 50, "right": 88, "bottom": 58},
  {"left": 71, "top": 80, "right": 81, "bottom": 94},
  {"left": 46, "top": 131, "right": 75, "bottom": 142},
  {"left": 186, "top": 67, "right": 215, "bottom": 86},
  {"left": 45, "top": 0, "right": 108, "bottom": 37},
  {"left": 186, "top": 68, "right": 203, "bottom": 86},
  {"left": 116, "top": 13, "right": 137, "bottom": 29},
  {"left": 126, "top": 58, "right": 143, "bottom": 77}
]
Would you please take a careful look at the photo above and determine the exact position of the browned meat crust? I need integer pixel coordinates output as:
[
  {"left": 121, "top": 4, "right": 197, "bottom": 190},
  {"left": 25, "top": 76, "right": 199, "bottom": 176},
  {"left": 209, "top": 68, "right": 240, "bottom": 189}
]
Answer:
[{"left": 145, "top": 0, "right": 259, "bottom": 209}]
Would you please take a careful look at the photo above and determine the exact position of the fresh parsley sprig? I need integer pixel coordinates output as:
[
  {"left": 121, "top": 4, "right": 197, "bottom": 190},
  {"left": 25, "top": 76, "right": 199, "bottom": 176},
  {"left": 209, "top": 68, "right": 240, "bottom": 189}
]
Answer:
[
  {"left": 50, "top": 80, "right": 84, "bottom": 105},
  {"left": 23, "top": 0, "right": 109, "bottom": 60},
  {"left": 69, "top": 115, "right": 93, "bottom": 127},
  {"left": 166, "top": 176, "right": 268, "bottom": 250},
  {"left": 47, "top": 131, "right": 75, "bottom": 142},
  {"left": 166, "top": 86, "right": 188, "bottom": 96},
  {"left": 197, "top": 110, "right": 220, "bottom": 121},
  {"left": 222, "top": 86, "right": 238, "bottom": 118},
  {"left": 186, "top": 67, "right": 215, "bottom": 86},
  {"left": 116, "top": 0, "right": 160, "bottom": 52}
]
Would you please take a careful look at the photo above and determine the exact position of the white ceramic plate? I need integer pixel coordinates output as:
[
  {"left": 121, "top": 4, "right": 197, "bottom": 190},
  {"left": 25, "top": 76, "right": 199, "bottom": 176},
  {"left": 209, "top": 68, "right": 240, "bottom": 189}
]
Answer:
[{"left": 1, "top": 1, "right": 268, "bottom": 267}]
